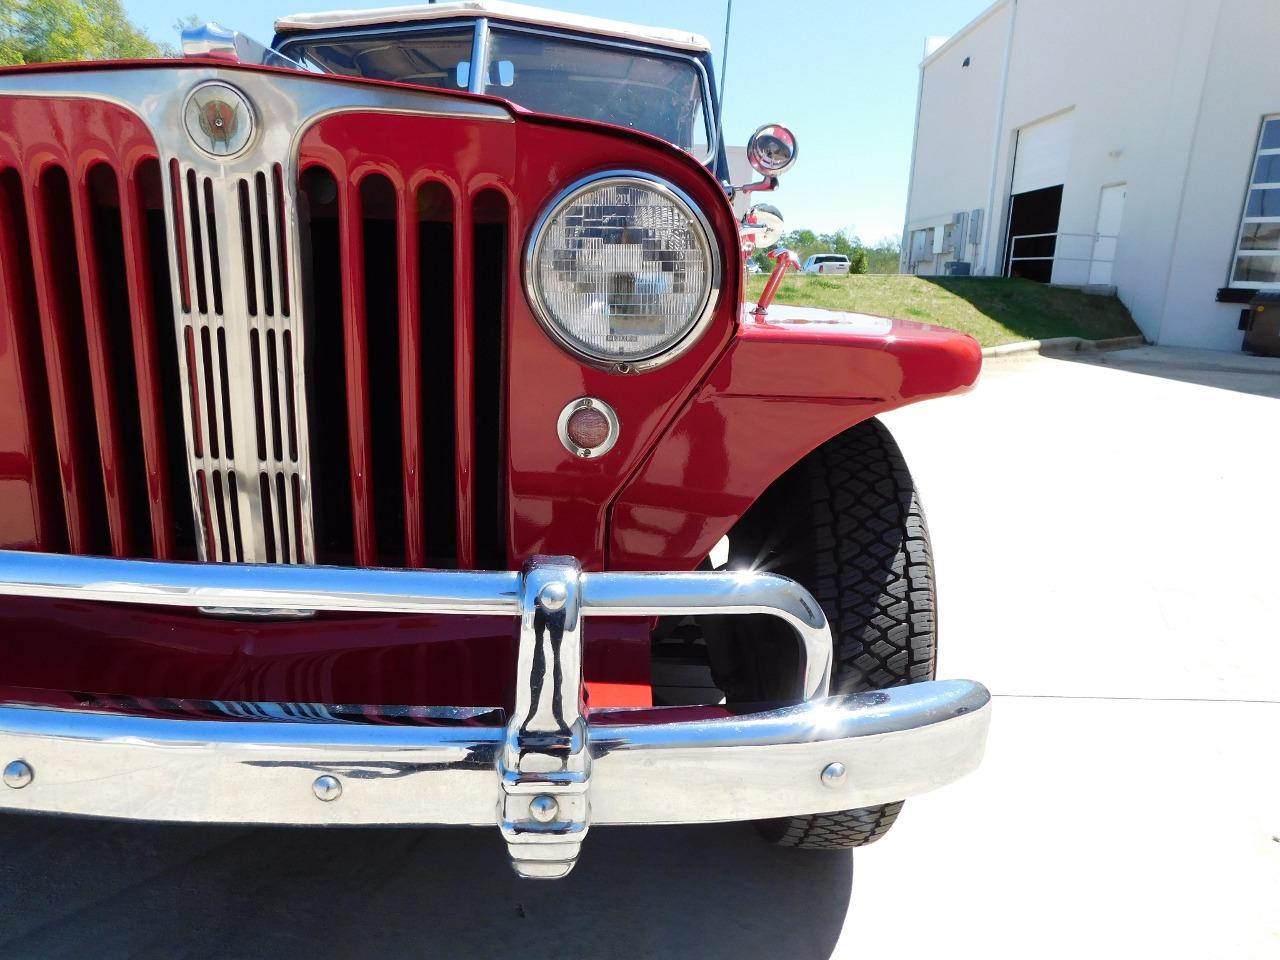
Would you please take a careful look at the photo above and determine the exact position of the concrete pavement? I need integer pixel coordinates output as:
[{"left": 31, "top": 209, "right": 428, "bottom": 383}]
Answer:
[
  {"left": 868, "top": 346, "right": 1280, "bottom": 959},
  {"left": 0, "top": 346, "right": 1276, "bottom": 957}
]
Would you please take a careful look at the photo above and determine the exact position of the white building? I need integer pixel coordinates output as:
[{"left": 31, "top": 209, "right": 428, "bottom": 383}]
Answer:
[{"left": 901, "top": 0, "right": 1280, "bottom": 350}]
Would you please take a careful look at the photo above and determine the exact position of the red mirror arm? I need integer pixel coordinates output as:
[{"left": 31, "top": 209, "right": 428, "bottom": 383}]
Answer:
[{"left": 751, "top": 248, "right": 801, "bottom": 317}]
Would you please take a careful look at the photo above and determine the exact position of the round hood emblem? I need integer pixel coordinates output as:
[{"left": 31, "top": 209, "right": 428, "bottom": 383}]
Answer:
[{"left": 184, "top": 82, "right": 254, "bottom": 158}]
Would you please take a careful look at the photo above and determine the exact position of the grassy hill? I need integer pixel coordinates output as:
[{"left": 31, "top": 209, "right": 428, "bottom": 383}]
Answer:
[{"left": 744, "top": 274, "right": 1141, "bottom": 348}]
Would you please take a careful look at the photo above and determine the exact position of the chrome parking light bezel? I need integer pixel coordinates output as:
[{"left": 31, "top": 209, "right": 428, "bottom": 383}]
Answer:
[{"left": 557, "top": 397, "right": 620, "bottom": 459}]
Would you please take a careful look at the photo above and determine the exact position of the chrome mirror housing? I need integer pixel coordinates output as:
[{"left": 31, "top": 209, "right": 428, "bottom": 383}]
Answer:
[
  {"left": 728, "top": 124, "right": 798, "bottom": 201},
  {"left": 741, "top": 203, "right": 785, "bottom": 250},
  {"left": 180, "top": 21, "right": 241, "bottom": 60},
  {"left": 181, "top": 21, "right": 309, "bottom": 70},
  {"left": 746, "top": 124, "right": 798, "bottom": 176}
]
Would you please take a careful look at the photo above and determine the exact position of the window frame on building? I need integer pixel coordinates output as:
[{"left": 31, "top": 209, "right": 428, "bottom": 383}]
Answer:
[{"left": 1229, "top": 115, "right": 1280, "bottom": 290}]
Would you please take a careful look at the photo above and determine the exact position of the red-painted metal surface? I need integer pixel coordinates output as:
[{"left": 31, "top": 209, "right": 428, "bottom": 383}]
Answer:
[
  {"left": 610, "top": 305, "right": 981, "bottom": 570},
  {"left": 0, "top": 596, "right": 650, "bottom": 709},
  {"left": 24, "top": 166, "right": 100, "bottom": 555},
  {"left": 396, "top": 189, "right": 426, "bottom": 568},
  {"left": 451, "top": 196, "right": 477, "bottom": 569},
  {"left": 296, "top": 106, "right": 742, "bottom": 572},
  {"left": 337, "top": 181, "right": 378, "bottom": 566},
  {"left": 119, "top": 165, "right": 176, "bottom": 559},
  {"left": 69, "top": 170, "right": 134, "bottom": 557},
  {"left": 0, "top": 95, "right": 169, "bottom": 557},
  {"left": 0, "top": 62, "right": 981, "bottom": 713},
  {"left": 753, "top": 247, "right": 801, "bottom": 316},
  {"left": 0, "top": 170, "right": 59, "bottom": 551}
]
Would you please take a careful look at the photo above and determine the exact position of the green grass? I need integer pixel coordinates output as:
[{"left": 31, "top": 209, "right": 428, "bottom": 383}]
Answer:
[{"left": 744, "top": 274, "right": 1141, "bottom": 347}]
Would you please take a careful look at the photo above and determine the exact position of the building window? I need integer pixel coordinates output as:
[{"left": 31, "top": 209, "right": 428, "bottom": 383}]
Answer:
[{"left": 1231, "top": 116, "right": 1280, "bottom": 288}]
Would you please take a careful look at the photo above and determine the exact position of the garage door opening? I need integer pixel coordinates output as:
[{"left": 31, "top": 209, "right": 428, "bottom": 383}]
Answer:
[
  {"left": 1004, "top": 184, "right": 1064, "bottom": 282},
  {"left": 1003, "top": 111, "right": 1074, "bottom": 283}
]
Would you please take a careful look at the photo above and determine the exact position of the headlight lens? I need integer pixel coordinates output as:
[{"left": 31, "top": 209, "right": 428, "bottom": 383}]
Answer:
[{"left": 526, "top": 173, "right": 720, "bottom": 368}]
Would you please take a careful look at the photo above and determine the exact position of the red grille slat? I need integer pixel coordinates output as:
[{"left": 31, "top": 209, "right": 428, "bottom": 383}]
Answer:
[
  {"left": 297, "top": 132, "right": 500, "bottom": 570},
  {"left": 452, "top": 198, "right": 476, "bottom": 570},
  {"left": 396, "top": 188, "right": 424, "bottom": 568},
  {"left": 70, "top": 168, "right": 134, "bottom": 557},
  {"left": 0, "top": 167, "right": 64, "bottom": 551},
  {"left": 22, "top": 166, "right": 102, "bottom": 555},
  {"left": 337, "top": 178, "right": 377, "bottom": 565},
  {"left": 119, "top": 162, "right": 175, "bottom": 559}
]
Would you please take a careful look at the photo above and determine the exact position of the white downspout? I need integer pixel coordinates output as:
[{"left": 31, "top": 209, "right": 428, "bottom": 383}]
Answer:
[
  {"left": 981, "top": 0, "right": 1017, "bottom": 276},
  {"left": 900, "top": 45, "right": 928, "bottom": 274}
]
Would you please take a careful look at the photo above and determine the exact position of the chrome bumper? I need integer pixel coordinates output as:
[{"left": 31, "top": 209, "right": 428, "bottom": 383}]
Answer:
[{"left": 0, "top": 550, "right": 990, "bottom": 878}]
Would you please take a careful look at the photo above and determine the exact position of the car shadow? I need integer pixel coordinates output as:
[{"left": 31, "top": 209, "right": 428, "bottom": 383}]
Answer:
[
  {"left": 0, "top": 815, "right": 853, "bottom": 959},
  {"left": 1049, "top": 345, "right": 1280, "bottom": 399}
]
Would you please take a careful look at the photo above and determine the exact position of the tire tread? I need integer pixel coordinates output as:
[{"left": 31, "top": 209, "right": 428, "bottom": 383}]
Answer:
[{"left": 760, "top": 418, "right": 936, "bottom": 850}]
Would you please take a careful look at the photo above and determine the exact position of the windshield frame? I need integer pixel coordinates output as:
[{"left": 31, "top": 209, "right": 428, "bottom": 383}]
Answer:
[{"left": 274, "top": 15, "right": 719, "bottom": 165}]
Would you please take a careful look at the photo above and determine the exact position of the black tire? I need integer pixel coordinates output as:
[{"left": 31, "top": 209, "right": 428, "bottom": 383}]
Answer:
[{"left": 715, "top": 417, "right": 936, "bottom": 849}]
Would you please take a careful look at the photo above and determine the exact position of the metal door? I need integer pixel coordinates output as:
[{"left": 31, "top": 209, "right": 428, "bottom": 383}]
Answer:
[{"left": 1090, "top": 184, "right": 1126, "bottom": 285}]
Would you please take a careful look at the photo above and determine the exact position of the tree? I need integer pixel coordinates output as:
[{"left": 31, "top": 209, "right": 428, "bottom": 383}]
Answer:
[
  {"left": 1, "top": 3, "right": 23, "bottom": 64},
  {"left": 1, "top": 0, "right": 173, "bottom": 64},
  {"left": 782, "top": 228, "right": 818, "bottom": 251},
  {"left": 866, "top": 237, "right": 903, "bottom": 275},
  {"left": 755, "top": 228, "right": 901, "bottom": 276}
]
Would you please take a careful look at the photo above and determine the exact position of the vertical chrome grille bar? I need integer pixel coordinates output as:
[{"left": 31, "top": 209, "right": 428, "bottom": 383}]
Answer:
[
  {"left": 244, "top": 174, "right": 281, "bottom": 561},
  {"left": 173, "top": 168, "right": 219, "bottom": 560}
]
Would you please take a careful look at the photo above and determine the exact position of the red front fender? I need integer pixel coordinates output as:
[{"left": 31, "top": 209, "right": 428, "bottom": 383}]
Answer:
[{"left": 608, "top": 304, "right": 982, "bottom": 570}]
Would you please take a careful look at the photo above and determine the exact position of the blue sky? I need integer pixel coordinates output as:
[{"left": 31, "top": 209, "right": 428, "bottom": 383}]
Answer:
[{"left": 124, "top": 0, "right": 987, "bottom": 242}]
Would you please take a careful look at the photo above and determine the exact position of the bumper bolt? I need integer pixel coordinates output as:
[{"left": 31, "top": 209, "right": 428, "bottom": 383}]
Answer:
[
  {"left": 3, "top": 760, "right": 33, "bottom": 789},
  {"left": 820, "top": 762, "right": 847, "bottom": 788},
  {"left": 538, "top": 581, "right": 568, "bottom": 612},
  {"left": 312, "top": 774, "right": 342, "bottom": 801},
  {"left": 529, "top": 794, "right": 560, "bottom": 823}
]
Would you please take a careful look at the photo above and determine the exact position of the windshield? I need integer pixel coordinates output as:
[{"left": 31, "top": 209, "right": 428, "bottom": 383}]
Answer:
[{"left": 282, "top": 24, "right": 714, "bottom": 160}]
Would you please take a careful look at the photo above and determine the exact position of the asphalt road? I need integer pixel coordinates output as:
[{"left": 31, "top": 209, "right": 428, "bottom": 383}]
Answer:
[{"left": 0, "top": 346, "right": 1277, "bottom": 958}]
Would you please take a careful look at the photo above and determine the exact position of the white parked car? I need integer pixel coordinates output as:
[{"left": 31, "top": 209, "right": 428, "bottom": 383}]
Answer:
[{"left": 802, "top": 254, "right": 851, "bottom": 275}]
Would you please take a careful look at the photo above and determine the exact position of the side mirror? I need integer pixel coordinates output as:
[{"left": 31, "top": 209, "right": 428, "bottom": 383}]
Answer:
[
  {"left": 730, "top": 123, "right": 798, "bottom": 200},
  {"left": 181, "top": 21, "right": 304, "bottom": 70},
  {"left": 181, "top": 21, "right": 240, "bottom": 61},
  {"left": 746, "top": 124, "right": 798, "bottom": 176},
  {"left": 741, "top": 203, "right": 785, "bottom": 250}
]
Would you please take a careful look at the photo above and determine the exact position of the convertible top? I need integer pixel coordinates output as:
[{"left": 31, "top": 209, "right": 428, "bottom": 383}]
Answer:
[{"left": 274, "top": 0, "right": 712, "bottom": 53}]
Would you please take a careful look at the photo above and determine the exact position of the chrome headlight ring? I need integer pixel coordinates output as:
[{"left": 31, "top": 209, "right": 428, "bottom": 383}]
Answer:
[{"left": 523, "top": 170, "right": 722, "bottom": 374}]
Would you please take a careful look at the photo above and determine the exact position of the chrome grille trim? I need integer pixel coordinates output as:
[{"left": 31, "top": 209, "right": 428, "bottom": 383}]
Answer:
[
  {"left": 168, "top": 163, "right": 313, "bottom": 563},
  {"left": 0, "top": 66, "right": 513, "bottom": 564}
]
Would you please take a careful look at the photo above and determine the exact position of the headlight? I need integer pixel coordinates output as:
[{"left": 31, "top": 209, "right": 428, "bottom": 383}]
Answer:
[{"left": 525, "top": 172, "right": 721, "bottom": 371}]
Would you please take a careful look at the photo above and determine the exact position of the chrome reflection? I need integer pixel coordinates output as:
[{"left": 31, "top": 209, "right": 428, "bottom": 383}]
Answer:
[{"left": 0, "top": 548, "right": 990, "bottom": 879}]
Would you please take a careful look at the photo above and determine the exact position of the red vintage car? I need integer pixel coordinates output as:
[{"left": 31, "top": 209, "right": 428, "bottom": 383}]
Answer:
[{"left": 0, "top": 0, "right": 989, "bottom": 878}]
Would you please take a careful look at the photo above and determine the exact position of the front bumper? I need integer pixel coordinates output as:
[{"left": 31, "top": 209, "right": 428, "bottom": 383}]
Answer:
[{"left": 0, "top": 550, "right": 990, "bottom": 878}]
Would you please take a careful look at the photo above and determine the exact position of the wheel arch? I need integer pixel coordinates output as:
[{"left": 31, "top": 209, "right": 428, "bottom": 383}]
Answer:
[{"left": 607, "top": 307, "right": 980, "bottom": 571}]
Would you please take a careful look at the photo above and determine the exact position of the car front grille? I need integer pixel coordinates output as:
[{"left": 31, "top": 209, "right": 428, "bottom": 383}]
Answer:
[
  {"left": 0, "top": 67, "right": 516, "bottom": 570},
  {"left": 0, "top": 95, "right": 188, "bottom": 560},
  {"left": 294, "top": 163, "right": 510, "bottom": 570}
]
